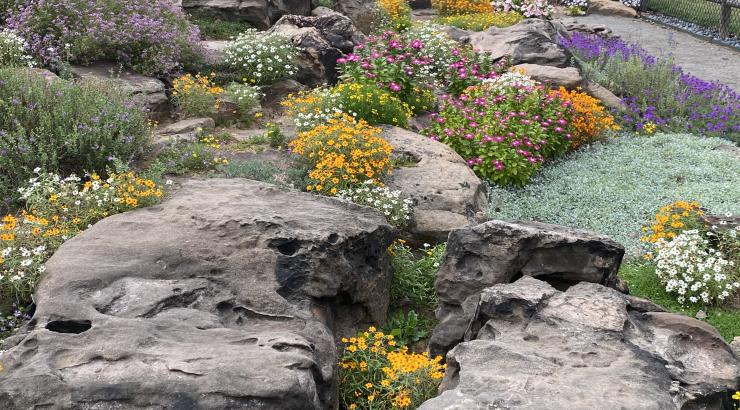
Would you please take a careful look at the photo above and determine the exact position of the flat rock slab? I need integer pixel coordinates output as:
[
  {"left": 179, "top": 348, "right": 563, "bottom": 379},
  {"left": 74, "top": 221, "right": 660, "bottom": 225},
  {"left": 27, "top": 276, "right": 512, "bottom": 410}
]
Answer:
[
  {"left": 421, "top": 277, "right": 740, "bottom": 410},
  {"left": 0, "top": 179, "right": 394, "bottom": 409},
  {"left": 588, "top": 0, "right": 637, "bottom": 18},
  {"left": 382, "top": 126, "right": 488, "bottom": 242},
  {"left": 70, "top": 63, "right": 170, "bottom": 119}
]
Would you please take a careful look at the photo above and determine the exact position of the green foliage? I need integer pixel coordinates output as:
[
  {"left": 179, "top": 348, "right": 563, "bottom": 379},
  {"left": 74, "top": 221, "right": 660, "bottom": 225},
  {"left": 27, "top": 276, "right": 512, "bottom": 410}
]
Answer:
[
  {"left": 226, "top": 82, "right": 262, "bottom": 123},
  {"left": 188, "top": 12, "right": 251, "bottom": 40},
  {"left": 217, "top": 159, "right": 280, "bottom": 184},
  {"left": 620, "top": 260, "right": 740, "bottom": 342},
  {"left": 223, "top": 29, "right": 299, "bottom": 85},
  {"left": 0, "top": 29, "right": 34, "bottom": 67},
  {"left": 153, "top": 135, "right": 228, "bottom": 175},
  {"left": 488, "top": 133, "right": 740, "bottom": 255},
  {"left": 384, "top": 309, "right": 433, "bottom": 347},
  {"left": 333, "top": 82, "right": 413, "bottom": 127},
  {"left": 0, "top": 68, "right": 150, "bottom": 210},
  {"left": 265, "top": 122, "right": 287, "bottom": 148},
  {"left": 389, "top": 241, "right": 446, "bottom": 309}
]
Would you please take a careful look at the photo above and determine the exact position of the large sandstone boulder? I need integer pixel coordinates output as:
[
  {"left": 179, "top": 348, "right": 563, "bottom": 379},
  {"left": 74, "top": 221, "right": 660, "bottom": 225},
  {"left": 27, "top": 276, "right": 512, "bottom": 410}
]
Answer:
[
  {"left": 588, "top": 0, "right": 638, "bottom": 18},
  {"left": 267, "top": 13, "right": 362, "bottom": 86},
  {"left": 467, "top": 19, "right": 571, "bottom": 67},
  {"left": 421, "top": 277, "right": 740, "bottom": 409},
  {"left": 70, "top": 64, "right": 170, "bottom": 120},
  {"left": 381, "top": 126, "right": 488, "bottom": 242},
  {"left": 430, "top": 220, "right": 625, "bottom": 357},
  {"left": 182, "top": 0, "right": 312, "bottom": 30},
  {"left": 0, "top": 179, "right": 394, "bottom": 409}
]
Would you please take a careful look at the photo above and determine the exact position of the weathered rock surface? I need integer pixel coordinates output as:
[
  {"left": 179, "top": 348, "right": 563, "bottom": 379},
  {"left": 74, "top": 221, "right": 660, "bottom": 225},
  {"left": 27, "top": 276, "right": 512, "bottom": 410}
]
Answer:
[
  {"left": 467, "top": 19, "right": 571, "bottom": 67},
  {"left": 563, "top": 21, "right": 613, "bottom": 37},
  {"left": 588, "top": 0, "right": 638, "bottom": 18},
  {"left": 430, "top": 220, "right": 625, "bottom": 357},
  {"left": 421, "top": 277, "right": 740, "bottom": 410},
  {"left": 437, "top": 25, "right": 473, "bottom": 42},
  {"left": 267, "top": 13, "right": 361, "bottom": 86},
  {"left": 0, "top": 179, "right": 394, "bottom": 409},
  {"left": 585, "top": 79, "right": 624, "bottom": 110},
  {"left": 70, "top": 64, "right": 170, "bottom": 119},
  {"left": 381, "top": 126, "right": 488, "bottom": 242},
  {"left": 154, "top": 117, "right": 216, "bottom": 150},
  {"left": 261, "top": 79, "right": 308, "bottom": 112},
  {"left": 514, "top": 63, "right": 583, "bottom": 88},
  {"left": 182, "top": 0, "right": 312, "bottom": 29},
  {"left": 334, "top": 0, "right": 377, "bottom": 33}
]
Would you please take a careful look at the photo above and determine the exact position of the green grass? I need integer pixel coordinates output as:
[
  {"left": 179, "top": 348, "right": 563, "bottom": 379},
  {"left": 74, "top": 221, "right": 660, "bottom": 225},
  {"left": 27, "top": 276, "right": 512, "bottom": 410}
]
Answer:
[
  {"left": 646, "top": 0, "right": 740, "bottom": 36},
  {"left": 620, "top": 260, "right": 740, "bottom": 342},
  {"left": 188, "top": 12, "right": 252, "bottom": 40}
]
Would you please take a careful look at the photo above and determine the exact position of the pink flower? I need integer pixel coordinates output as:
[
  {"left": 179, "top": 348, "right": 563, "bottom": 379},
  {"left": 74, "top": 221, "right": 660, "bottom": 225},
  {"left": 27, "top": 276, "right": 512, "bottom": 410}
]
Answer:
[
  {"left": 411, "top": 39, "right": 423, "bottom": 49},
  {"left": 389, "top": 82, "right": 401, "bottom": 92}
]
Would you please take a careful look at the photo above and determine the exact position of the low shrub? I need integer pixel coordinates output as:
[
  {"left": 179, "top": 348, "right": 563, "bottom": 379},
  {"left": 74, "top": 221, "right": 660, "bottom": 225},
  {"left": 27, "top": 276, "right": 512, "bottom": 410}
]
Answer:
[
  {"left": 338, "top": 326, "right": 445, "bottom": 410},
  {"left": 553, "top": 86, "right": 619, "bottom": 149},
  {"left": 492, "top": 0, "right": 554, "bottom": 18},
  {"left": 425, "top": 76, "right": 573, "bottom": 186},
  {"left": 332, "top": 82, "right": 413, "bottom": 127},
  {"left": 225, "top": 82, "right": 262, "bottom": 123},
  {"left": 434, "top": 11, "right": 523, "bottom": 31},
  {"left": 0, "top": 68, "right": 150, "bottom": 209},
  {"left": 289, "top": 114, "right": 393, "bottom": 196},
  {"left": 377, "top": 0, "right": 412, "bottom": 31},
  {"left": 0, "top": 28, "right": 34, "bottom": 67},
  {"left": 389, "top": 241, "right": 445, "bottom": 309},
  {"left": 488, "top": 133, "right": 740, "bottom": 254},
  {"left": 561, "top": 32, "right": 740, "bottom": 142},
  {"left": 7, "top": 0, "right": 202, "bottom": 75},
  {"left": 223, "top": 29, "right": 299, "bottom": 85},
  {"left": 1, "top": 167, "right": 163, "bottom": 300},
  {"left": 154, "top": 134, "right": 229, "bottom": 175},
  {"left": 402, "top": 24, "right": 461, "bottom": 79},
  {"left": 187, "top": 11, "right": 250, "bottom": 40},
  {"left": 172, "top": 73, "right": 224, "bottom": 118},
  {"left": 337, "top": 181, "right": 413, "bottom": 228},
  {"left": 431, "top": 0, "right": 492, "bottom": 16},
  {"left": 384, "top": 310, "right": 433, "bottom": 347},
  {"left": 281, "top": 88, "right": 342, "bottom": 132}
]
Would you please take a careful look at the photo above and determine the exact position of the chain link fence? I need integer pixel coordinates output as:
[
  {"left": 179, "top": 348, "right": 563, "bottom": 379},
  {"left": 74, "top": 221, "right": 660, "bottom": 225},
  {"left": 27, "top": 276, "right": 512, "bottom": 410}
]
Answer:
[{"left": 640, "top": 0, "right": 740, "bottom": 39}]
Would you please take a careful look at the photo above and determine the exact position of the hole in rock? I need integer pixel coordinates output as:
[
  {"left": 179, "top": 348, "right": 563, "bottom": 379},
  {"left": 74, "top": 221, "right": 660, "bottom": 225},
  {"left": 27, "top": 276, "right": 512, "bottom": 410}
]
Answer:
[
  {"left": 328, "top": 233, "right": 339, "bottom": 244},
  {"left": 46, "top": 319, "right": 92, "bottom": 334},
  {"left": 271, "top": 239, "right": 301, "bottom": 256}
]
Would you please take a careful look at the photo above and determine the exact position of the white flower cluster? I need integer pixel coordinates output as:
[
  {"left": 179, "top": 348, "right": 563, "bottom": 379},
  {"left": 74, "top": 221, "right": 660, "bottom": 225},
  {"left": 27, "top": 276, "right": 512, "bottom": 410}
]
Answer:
[
  {"left": 482, "top": 70, "right": 539, "bottom": 93},
  {"left": 226, "top": 82, "right": 262, "bottom": 114},
  {"left": 288, "top": 88, "right": 359, "bottom": 132},
  {"left": 492, "top": 0, "right": 555, "bottom": 18},
  {"left": 0, "top": 29, "right": 35, "bottom": 68},
  {"left": 18, "top": 170, "right": 117, "bottom": 213},
  {"left": 561, "top": 0, "right": 589, "bottom": 8},
  {"left": 620, "top": 0, "right": 641, "bottom": 8},
  {"left": 336, "top": 181, "right": 413, "bottom": 227},
  {"left": 654, "top": 229, "right": 739, "bottom": 306},
  {"left": 224, "top": 29, "right": 299, "bottom": 85}
]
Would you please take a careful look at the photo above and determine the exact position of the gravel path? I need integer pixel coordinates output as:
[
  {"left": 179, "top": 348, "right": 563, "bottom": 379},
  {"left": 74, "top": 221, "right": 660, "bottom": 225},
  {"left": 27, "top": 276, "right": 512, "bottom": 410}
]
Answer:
[{"left": 563, "top": 14, "right": 740, "bottom": 90}]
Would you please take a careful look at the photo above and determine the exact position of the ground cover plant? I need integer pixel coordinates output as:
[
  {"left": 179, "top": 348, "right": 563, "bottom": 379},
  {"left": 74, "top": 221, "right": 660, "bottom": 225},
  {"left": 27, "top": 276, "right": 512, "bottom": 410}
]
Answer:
[
  {"left": 6, "top": 0, "right": 202, "bottom": 75},
  {"left": 488, "top": 133, "right": 740, "bottom": 254},
  {"left": 389, "top": 241, "right": 445, "bottom": 310},
  {"left": 187, "top": 11, "right": 251, "bottom": 40},
  {"left": 337, "top": 181, "right": 413, "bottom": 228},
  {"left": 0, "top": 68, "right": 150, "bottom": 210},
  {"left": 561, "top": 32, "right": 740, "bottom": 142},
  {"left": 0, "top": 29, "right": 34, "bottom": 67},
  {"left": 425, "top": 73, "right": 574, "bottom": 186}
]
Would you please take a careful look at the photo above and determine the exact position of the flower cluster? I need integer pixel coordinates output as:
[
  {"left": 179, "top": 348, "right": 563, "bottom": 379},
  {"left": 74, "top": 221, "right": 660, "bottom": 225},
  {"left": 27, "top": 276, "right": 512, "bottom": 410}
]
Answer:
[
  {"left": 172, "top": 73, "right": 224, "bottom": 118},
  {"left": 560, "top": 0, "right": 589, "bottom": 7},
  {"left": 339, "top": 326, "right": 445, "bottom": 409},
  {"left": 377, "top": 0, "right": 412, "bottom": 31},
  {"left": 435, "top": 11, "right": 523, "bottom": 31},
  {"left": 226, "top": 83, "right": 262, "bottom": 122},
  {"left": 2, "top": 168, "right": 163, "bottom": 299},
  {"left": 155, "top": 134, "right": 229, "bottom": 175},
  {"left": 281, "top": 88, "right": 344, "bottom": 131},
  {"left": 332, "top": 82, "right": 413, "bottom": 127},
  {"left": 402, "top": 24, "right": 462, "bottom": 78},
  {"left": 482, "top": 69, "right": 538, "bottom": 93},
  {"left": 338, "top": 31, "right": 438, "bottom": 111},
  {"left": 641, "top": 201, "right": 704, "bottom": 245},
  {"left": 337, "top": 181, "right": 413, "bottom": 227},
  {"left": 561, "top": 32, "right": 740, "bottom": 142},
  {"left": 289, "top": 114, "right": 393, "bottom": 195},
  {"left": 492, "top": 0, "right": 554, "bottom": 18},
  {"left": 620, "top": 0, "right": 640, "bottom": 8},
  {"left": 223, "top": 29, "right": 299, "bottom": 85},
  {"left": 551, "top": 87, "right": 619, "bottom": 149},
  {"left": 432, "top": 0, "right": 492, "bottom": 16},
  {"left": 0, "top": 302, "right": 32, "bottom": 338},
  {"left": 425, "top": 78, "right": 573, "bottom": 186},
  {"left": 0, "top": 28, "right": 34, "bottom": 67},
  {"left": 6, "top": 0, "right": 202, "bottom": 75},
  {"left": 654, "top": 229, "right": 739, "bottom": 306}
]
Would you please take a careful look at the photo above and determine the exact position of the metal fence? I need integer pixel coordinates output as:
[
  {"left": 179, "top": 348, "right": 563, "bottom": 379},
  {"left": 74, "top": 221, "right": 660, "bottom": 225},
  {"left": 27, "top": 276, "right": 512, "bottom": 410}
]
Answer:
[{"left": 640, "top": 0, "right": 740, "bottom": 39}]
